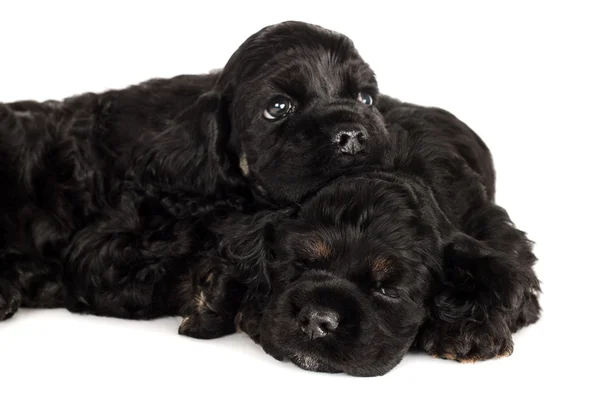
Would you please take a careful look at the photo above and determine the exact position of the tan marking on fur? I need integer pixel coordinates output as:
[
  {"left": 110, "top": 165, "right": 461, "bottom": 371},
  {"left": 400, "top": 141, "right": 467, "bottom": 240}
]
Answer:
[
  {"left": 435, "top": 349, "right": 511, "bottom": 363},
  {"left": 195, "top": 290, "right": 217, "bottom": 313},
  {"left": 498, "top": 349, "right": 513, "bottom": 358},
  {"left": 309, "top": 239, "right": 331, "bottom": 259},
  {"left": 195, "top": 291, "right": 207, "bottom": 313},
  {"left": 443, "top": 353, "right": 457, "bottom": 361},
  {"left": 436, "top": 353, "right": 478, "bottom": 363},
  {"left": 372, "top": 257, "right": 392, "bottom": 276},
  {"left": 432, "top": 352, "right": 466, "bottom": 362},
  {"left": 180, "top": 317, "right": 190, "bottom": 330},
  {"left": 239, "top": 153, "right": 250, "bottom": 176},
  {"left": 234, "top": 312, "right": 243, "bottom": 332},
  {"left": 176, "top": 271, "right": 195, "bottom": 315}
]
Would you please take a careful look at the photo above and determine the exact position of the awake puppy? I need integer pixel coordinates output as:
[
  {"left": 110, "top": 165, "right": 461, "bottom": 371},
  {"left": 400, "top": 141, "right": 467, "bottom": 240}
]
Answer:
[
  {"left": 179, "top": 101, "right": 541, "bottom": 376},
  {"left": 0, "top": 21, "right": 391, "bottom": 320}
]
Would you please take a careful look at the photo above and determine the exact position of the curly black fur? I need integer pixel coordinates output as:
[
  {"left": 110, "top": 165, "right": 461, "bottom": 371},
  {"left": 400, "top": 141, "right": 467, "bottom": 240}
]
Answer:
[
  {"left": 0, "top": 21, "right": 541, "bottom": 377},
  {"left": 0, "top": 21, "right": 391, "bottom": 320},
  {"left": 184, "top": 98, "right": 541, "bottom": 376}
]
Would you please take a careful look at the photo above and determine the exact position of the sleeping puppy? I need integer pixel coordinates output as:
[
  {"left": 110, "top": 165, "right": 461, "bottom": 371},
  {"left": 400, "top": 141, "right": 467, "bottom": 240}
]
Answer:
[
  {"left": 0, "top": 21, "right": 392, "bottom": 320},
  {"left": 178, "top": 102, "right": 541, "bottom": 376}
]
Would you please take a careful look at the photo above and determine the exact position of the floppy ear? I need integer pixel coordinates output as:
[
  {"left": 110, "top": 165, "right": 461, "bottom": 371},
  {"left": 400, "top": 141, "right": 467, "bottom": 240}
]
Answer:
[
  {"left": 181, "top": 90, "right": 231, "bottom": 166},
  {"left": 148, "top": 89, "right": 230, "bottom": 165},
  {"left": 178, "top": 206, "right": 298, "bottom": 341},
  {"left": 215, "top": 207, "right": 298, "bottom": 291},
  {"left": 211, "top": 206, "right": 298, "bottom": 341},
  {"left": 217, "top": 212, "right": 275, "bottom": 287},
  {"left": 148, "top": 90, "right": 244, "bottom": 218}
]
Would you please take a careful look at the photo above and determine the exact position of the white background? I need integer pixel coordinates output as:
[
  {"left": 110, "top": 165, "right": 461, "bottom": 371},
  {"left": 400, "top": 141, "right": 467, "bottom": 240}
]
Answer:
[{"left": 1, "top": 1, "right": 598, "bottom": 399}]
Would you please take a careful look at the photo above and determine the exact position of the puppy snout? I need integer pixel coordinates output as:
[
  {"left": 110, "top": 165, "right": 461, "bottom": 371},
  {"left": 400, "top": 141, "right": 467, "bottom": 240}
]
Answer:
[
  {"left": 335, "top": 128, "right": 367, "bottom": 155},
  {"left": 298, "top": 306, "right": 340, "bottom": 339}
]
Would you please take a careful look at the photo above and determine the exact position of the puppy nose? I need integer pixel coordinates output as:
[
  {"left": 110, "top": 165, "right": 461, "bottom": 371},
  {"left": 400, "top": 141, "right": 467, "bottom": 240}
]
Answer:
[
  {"left": 297, "top": 306, "right": 340, "bottom": 339},
  {"left": 334, "top": 128, "right": 367, "bottom": 155}
]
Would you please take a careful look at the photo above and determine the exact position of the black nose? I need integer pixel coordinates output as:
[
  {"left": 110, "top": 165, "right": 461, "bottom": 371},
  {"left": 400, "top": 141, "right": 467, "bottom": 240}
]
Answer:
[
  {"left": 297, "top": 306, "right": 340, "bottom": 339},
  {"left": 334, "top": 128, "right": 367, "bottom": 155}
]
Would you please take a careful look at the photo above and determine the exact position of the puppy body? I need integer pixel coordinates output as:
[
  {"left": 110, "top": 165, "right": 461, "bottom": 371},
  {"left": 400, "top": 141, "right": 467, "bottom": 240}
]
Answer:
[
  {"left": 192, "top": 97, "right": 541, "bottom": 376},
  {"left": 376, "top": 95, "right": 496, "bottom": 200},
  {"left": 0, "top": 21, "right": 540, "bottom": 377},
  {"left": 0, "top": 21, "right": 392, "bottom": 320},
  {"left": 377, "top": 99, "right": 540, "bottom": 362}
]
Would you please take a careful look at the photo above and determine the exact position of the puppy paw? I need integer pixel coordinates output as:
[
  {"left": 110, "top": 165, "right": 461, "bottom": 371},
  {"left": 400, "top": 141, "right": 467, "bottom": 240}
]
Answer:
[
  {"left": 178, "top": 312, "right": 235, "bottom": 340},
  {"left": 233, "top": 310, "right": 261, "bottom": 343},
  {"left": 0, "top": 283, "right": 21, "bottom": 321},
  {"left": 420, "top": 319, "right": 514, "bottom": 363}
]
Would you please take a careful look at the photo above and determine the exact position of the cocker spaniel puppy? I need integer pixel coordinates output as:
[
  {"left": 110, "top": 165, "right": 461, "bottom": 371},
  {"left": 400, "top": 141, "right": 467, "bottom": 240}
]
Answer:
[
  {"left": 178, "top": 99, "right": 541, "bottom": 376},
  {"left": 0, "top": 21, "right": 391, "bottom": 320},
  {"left": 0, "top": 21, "right": 540, "bottom": 377}
]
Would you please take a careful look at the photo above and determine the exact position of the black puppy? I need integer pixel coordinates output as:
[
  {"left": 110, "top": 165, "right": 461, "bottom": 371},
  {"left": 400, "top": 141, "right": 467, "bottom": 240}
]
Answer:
[
  {"left": 180, "top": 100, "right": 541, "bottom": 376},
  {"left": 0, "top": 21, "right": 391, "bottom": 320},
  {"left": 0, "top": 21, "right": 540, "bottom": 377}
]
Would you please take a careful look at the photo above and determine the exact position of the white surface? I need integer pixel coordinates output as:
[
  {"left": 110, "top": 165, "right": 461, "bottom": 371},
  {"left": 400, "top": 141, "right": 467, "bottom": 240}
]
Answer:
[{"left": 1, "top": 1, "right": 598, "bottom": 399}]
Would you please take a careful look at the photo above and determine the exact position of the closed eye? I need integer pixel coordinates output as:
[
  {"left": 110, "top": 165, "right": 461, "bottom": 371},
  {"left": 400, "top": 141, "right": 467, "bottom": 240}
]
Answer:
[
  {"left": 374, "top": 284, "right": 402, "bottom": 299},
  {"left": 294, "top": 260, "right": 310, "bottom": 271}
]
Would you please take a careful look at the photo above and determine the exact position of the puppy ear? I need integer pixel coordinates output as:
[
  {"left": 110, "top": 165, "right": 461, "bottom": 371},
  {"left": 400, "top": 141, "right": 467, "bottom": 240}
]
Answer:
[
  {"left": 184, "top": 90, "right": 230, "bottom": 155},
  {"left": 432, "top": 231, "right": 540, "bottom": 326},
  {"left": 212, "top": 207, "right": 298, "bottom": 341},
  {"left": 216, "top": 206, "right": 298, "bottom": 289},
  {"left": 151, "top": 90, "right": 239, "bottom": 218}
]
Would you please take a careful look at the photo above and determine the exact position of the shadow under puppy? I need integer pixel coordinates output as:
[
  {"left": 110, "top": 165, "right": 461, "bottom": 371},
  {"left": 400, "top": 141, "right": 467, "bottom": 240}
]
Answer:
[
  {"left": 0, "top": 21, "right": 393, "bottom": 320},
  {"left": 179, "top": 101, "right": 541, "bottom": 377}
]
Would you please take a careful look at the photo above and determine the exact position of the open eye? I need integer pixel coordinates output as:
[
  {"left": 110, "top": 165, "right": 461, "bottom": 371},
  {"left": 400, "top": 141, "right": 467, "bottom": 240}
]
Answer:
[
  {"left": 263, "top": 96, "right": 294, "bottom": 120},
  {"left": 357, "top": 91, "right": 373, "bottom": 106},
  {"left": 376, "top": 286, "right": 402, "bottom": 299}
]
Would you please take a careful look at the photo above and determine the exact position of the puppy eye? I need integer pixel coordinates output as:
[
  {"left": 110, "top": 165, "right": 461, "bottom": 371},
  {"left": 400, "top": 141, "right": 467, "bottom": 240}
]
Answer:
[
  {"left": 294, "top": 260, "right": 309, "bottom": 270},
  {"left": 376, "top": 287, "right": 401, "bottom": 299},
  {"left": 357, "top": 91, "right": 373, "bottom": 106},
  {"left": 264, "top": 96, "right": 294, "bottom": 120}
]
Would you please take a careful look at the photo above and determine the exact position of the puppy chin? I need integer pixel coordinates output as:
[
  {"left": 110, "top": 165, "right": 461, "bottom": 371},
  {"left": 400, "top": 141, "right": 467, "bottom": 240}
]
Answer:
[
  {"left": 254, "top": 153, "right": 390, "bottom": 205},
  {"left": 288, "top": 353, "right": 341, "bottom": 373},
  {"left": 255, "top": 287, "right": 418, "bottom": 377},
  {"left": 259, "top": 322, "right": 405, "bottom": 376},
  {"left": 279, "top": 343, "right": 404, "bottom": 377}
]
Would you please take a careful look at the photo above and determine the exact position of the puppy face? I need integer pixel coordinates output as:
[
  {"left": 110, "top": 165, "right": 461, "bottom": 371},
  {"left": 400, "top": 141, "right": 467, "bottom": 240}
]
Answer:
[
  {"left": 239, "top": 174, "right": 448, "bottom": 376},
  {"left": 217, "top": 21, "right": 392, "bottom": 203}
]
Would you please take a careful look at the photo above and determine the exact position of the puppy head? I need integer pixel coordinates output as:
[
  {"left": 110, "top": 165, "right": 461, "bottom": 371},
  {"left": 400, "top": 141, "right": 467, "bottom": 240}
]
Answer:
[
  {"left": 216, "top": 21, "right": 392, "bottom": 203},
  {"left": 231, "top": 173, "right": 449, "bottom": 376},
  {"left": 224, "top": 175, "right": 539, "bottom": 375}
]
